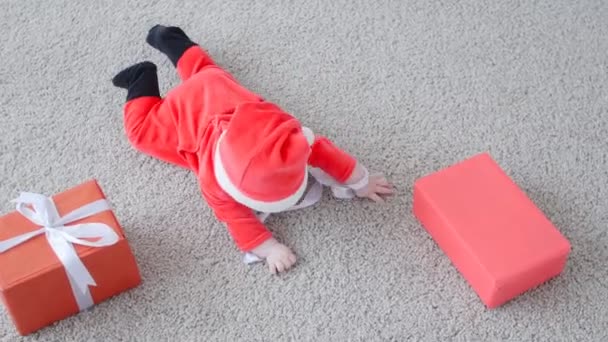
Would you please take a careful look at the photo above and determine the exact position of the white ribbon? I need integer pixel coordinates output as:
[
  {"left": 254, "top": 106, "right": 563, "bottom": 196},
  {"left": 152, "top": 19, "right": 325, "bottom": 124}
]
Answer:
[
  {"left": 0, "top": 192, "right": 119, "bottom": 310},
  {"left": 243, "top": 166, "right": 368, "bottom": 264}
]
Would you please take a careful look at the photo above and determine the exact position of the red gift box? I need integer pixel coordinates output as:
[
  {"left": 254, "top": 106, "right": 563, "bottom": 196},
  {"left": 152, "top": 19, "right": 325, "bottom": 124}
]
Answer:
[
  {"left": 413, "top": 153, "right": 571, "bottom": 308},
  {"left": 0, "top": 180, "right": 141, "bottom": 335}
]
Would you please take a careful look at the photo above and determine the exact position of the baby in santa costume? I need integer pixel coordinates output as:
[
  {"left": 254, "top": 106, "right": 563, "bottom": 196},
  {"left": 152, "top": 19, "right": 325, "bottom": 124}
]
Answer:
[{"left": 112, "top": 25, "right": 394, "bottom": 274}]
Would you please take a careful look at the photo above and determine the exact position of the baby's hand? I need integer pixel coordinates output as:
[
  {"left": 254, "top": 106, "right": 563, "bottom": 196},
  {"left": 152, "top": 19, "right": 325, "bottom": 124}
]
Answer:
[
  {"left": 346, "top": 163, "right": 395, "bottom": 203},
  {"left": 355, "top": 173, "right": 394, "bottom": 203},
  {"left": 250, "top": 238, "right": 297, "bottom": 274}
]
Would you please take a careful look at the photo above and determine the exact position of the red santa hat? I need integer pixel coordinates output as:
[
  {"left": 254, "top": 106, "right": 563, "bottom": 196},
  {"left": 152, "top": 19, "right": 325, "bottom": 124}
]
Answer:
[{"left": 214, "top": 103, "right": 315, "bottom": 213}]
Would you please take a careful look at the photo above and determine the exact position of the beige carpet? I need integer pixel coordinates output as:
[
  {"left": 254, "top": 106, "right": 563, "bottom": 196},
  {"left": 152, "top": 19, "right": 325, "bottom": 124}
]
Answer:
[{"left": 1, "top": 0, "right": 607, "bottom": 340}]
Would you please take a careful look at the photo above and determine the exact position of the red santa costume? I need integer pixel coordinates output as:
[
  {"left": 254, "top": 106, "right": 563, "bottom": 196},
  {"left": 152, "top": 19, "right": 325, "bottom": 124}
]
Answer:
[{"left": 112, "top": 26, "right": 366, "bottom": 253}]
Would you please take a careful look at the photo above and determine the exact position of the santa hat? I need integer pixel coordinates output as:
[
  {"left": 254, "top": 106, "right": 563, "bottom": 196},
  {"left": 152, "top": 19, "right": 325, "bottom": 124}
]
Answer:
[{"left": 214, "top": 103, "right": 315, "bottom": 213}]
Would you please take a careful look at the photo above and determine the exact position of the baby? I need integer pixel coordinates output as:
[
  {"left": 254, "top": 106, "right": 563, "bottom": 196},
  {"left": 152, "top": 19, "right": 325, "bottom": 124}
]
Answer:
[{"left": 112, "top": 25, "right": 393, "bottom": 274}]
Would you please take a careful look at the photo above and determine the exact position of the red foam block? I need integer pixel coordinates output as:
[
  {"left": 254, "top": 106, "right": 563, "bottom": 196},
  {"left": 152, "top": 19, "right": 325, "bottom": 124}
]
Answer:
[{"left": 413, "top": 153, "right": 571, "bottom": 308}]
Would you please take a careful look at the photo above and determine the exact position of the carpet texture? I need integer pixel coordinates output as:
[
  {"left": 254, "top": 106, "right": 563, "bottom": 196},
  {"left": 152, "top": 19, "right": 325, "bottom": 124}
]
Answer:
[{"left": 1, "top": 0, "right": 607, "bottom": 340}]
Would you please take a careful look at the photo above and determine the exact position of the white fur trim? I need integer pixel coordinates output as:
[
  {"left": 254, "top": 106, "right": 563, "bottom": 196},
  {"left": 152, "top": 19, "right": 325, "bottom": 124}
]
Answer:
[
  {"left": 347, "top": 164, "right": 370, "bottom": 191},
  {"left": 302, "top": 126, "right": 315, "bottom": 145},
  {"left": 214, "top": 131, "right": 308, "bottom": 213}
]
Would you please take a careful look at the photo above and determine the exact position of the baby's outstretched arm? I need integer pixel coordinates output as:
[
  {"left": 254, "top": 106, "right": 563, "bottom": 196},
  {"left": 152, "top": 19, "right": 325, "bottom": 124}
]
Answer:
[{"left": 309, "top": 135, "right": 394, "bottom": 202}]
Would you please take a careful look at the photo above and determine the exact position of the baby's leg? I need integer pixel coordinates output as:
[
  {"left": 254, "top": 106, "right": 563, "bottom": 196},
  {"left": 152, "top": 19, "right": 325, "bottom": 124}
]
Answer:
[
  {"left": 146, "top": 25, "right": 217, "bottom": 81},
  {"left": 112, "top": 61, "right": 190, "bottom": 169}
]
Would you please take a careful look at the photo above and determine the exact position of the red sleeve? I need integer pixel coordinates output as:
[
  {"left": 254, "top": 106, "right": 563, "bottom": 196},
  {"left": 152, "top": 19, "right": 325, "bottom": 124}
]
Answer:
[
  {"left": 201, "top": 190, "right": 273, "bottom": 252},
  {"left": 308, "top": 136, "right": 357, "bottom": 183}
]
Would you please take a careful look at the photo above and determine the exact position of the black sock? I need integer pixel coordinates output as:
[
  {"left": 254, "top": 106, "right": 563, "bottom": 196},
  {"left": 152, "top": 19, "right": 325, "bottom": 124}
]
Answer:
[
  {"left": 112, "top": 61, "right": 160, "bottom": 101},
  {"left": 146, "top": 25, "right": 197, "bottom": 66}
]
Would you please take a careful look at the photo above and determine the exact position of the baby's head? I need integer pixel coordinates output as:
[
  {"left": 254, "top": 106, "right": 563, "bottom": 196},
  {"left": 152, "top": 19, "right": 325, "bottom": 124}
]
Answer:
[{"left": 214, "top": 105, "right": 315, "bottom": 213}]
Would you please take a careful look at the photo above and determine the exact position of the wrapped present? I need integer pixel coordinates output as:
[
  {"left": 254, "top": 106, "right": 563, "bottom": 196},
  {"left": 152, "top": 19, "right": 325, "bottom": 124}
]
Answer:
[
  {"left": 413, "top": 153, "right": 571, "bottom": 308},
  {"left": 0, "top": 180, "right": 141, "bottom": 335}
]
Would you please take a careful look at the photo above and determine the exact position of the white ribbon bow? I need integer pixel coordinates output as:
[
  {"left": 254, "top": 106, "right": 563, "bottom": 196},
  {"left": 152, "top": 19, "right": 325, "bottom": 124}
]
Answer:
[
  {"left": 0, "top": 192, "right": 119, "bottom": 310},
  {"left": 242, "top": 167, "right": 367, "bottom": 264}
]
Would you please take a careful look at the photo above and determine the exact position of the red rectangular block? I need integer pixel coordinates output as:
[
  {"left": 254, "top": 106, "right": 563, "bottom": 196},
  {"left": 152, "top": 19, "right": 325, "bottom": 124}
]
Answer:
[{"left": 413, "top": 153, "right": 571, "bottom": 308}]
